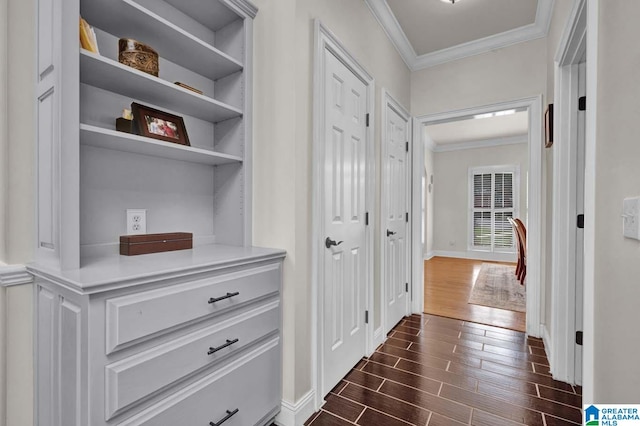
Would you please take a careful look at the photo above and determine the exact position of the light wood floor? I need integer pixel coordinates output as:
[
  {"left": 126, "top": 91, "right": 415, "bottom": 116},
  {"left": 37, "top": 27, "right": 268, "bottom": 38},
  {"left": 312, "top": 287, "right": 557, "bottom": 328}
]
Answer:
[{"left": 424, "top": 257, "right": 526, "bottom": 332}]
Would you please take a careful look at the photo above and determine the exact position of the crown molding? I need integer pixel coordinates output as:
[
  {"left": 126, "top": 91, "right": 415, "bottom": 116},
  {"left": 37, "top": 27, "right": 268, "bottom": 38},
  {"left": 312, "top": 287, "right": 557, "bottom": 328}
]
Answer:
[
  {"left": 364, "top": 0, "right": 416, "bottom": 70},
  {"left": 433, "top": 134, "right": 528, "bottom": 153},
  {"left": 223, "top": 0, "right": 258, "bottom": 19},
  {"left": 366, "top": 0, "right": 555, "bottom": 71}
]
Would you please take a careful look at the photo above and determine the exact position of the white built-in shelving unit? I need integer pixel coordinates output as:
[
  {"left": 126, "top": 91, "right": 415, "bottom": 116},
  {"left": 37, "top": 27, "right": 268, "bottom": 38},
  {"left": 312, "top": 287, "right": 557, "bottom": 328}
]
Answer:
[{"left": 31, "top": 0, "right": 284, "bottom": 425}]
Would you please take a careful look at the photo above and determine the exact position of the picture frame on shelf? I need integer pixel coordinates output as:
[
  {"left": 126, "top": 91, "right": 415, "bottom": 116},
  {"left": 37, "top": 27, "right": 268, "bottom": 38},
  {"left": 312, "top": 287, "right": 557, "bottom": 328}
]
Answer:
[{"left": 131, "top": 102, "right": 190, "bottom": 146}]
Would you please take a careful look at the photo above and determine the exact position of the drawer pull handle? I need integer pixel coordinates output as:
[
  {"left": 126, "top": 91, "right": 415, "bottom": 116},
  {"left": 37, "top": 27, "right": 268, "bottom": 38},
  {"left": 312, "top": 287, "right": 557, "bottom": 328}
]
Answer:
[
  {"left": 210, "top": 408, "right": 239, "bottom": 426},
  {"left": 208, "top": 292, "right": 240, "bottom": 304},
  {"left": 207, "top": 338, "right": 239, "bottom": 355}
]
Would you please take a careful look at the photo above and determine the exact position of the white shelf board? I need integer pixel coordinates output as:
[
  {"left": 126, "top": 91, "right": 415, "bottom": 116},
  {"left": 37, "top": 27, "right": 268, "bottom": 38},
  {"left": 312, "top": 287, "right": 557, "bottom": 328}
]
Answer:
[
  {"left": 80, "top": 124, "right": 243, "bottom": 166},
  {"left": 164, "top": 0, "right": 241, "bottom": 32},
  {"left": 81, "top": 0, "right": 243, "bottom": 80},
  {"left": 80, "top": 50, "right": 242, "bottom": 123}
]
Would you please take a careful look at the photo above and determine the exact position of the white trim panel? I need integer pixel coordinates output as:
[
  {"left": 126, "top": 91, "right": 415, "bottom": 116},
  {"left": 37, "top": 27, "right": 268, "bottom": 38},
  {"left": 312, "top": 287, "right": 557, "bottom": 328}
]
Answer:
[
  {"left": 550, "top": 0, "right": 586, "bottom": 387},
  {"left": 275, "top": 390, "right": 316, "bottom": 426},
  {"left": 365, "top": 0, "right": 555, "bottom": 70},
  {"left": 0, "top": 265, "right": 34, "bottom": 287},
  {"left": 431, "top": 250, "right": 517, "bottom": 263},
  {"left": 433, "top": 134, "right": 528, "bottom": 153}
]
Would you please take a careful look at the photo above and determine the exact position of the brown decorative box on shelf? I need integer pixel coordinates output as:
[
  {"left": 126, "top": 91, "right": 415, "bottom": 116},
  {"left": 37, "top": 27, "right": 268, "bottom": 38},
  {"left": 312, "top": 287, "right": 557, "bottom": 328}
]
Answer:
[{"left": 119, "top": 232, "right": 193, "bottom": 256}]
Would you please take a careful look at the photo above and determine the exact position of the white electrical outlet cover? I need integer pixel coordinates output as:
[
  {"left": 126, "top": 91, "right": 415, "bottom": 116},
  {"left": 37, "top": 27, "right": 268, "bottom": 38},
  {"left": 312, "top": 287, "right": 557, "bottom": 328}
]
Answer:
[
  {"left": 126, "top": 209, "right": 147, "bottom": 235},
  {"left": 622, "top": 197, "right": 640, "bottom": 240}
]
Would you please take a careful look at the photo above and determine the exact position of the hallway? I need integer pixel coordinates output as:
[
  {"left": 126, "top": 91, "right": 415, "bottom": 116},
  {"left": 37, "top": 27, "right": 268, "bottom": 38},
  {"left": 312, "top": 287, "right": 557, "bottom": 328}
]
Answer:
[
  {"left": 305, "top": 314, "right": 581, "bottom": 425},
  {"left": 424, "top": 257, "right": 526, "bottom": 332}
]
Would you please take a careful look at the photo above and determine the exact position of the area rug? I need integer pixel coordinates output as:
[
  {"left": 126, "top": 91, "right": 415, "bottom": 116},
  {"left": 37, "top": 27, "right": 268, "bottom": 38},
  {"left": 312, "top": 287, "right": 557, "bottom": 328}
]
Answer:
[{"left": 468, "top": 263, "right": 526, "bottom": 312}]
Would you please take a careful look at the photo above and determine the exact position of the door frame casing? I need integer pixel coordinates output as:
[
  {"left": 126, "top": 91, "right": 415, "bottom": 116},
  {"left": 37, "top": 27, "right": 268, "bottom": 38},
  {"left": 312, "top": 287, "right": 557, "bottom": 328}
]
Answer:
[
  {"left": 380, "top": 89, "right": 411, "bottom": 337},
  {"left": 311, "top": 20, "right": 375, "bottom": 410},
  {"left": 413, "top": 96, "right": 544, "bottom": 338},
  {"left": 550, "top": 0, "right": 587, "bottom": 386}
]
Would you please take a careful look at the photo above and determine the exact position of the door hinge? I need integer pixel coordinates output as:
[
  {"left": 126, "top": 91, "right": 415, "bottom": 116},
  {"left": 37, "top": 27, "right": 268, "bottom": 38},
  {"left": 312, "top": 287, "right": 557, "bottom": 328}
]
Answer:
[
  {"left": 365, "top": 212, "right": 369, "bottom": 226},
  {"left": 405, "top": 282, "right": 409, "bottom": 293},
  {"left": 365, "top": 310, "right": 369, "bottom": 324},
  {"left": 405, "top": 212, "right": 409, "bottom": 223},
  {"left": 366, "top": 113, "right": 370, "bottom": 127},
  {"left": 576, "top": 331, "right": 583, "bottom": 346},
  {"left": 577, "top": 214, "right": 584, "bottom": 229},
  {"left": 405, "top": 141, "right": 409, "bottom": 152},
  {"left": 578, "top": 96, "right": 586, "bottom": 111}
]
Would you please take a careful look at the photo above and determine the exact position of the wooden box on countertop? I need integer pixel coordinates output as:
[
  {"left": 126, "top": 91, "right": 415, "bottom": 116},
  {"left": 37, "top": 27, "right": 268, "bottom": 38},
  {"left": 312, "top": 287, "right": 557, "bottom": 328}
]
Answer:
[{"left": 119, "top": 232, "right": 193, "bottom": 256}]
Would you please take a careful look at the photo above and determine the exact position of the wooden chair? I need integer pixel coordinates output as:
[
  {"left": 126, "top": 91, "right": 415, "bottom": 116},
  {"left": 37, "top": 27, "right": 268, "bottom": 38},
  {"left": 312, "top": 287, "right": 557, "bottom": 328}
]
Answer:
[{"left": 508, "top": 217, "right": 527, "bottom": 284}]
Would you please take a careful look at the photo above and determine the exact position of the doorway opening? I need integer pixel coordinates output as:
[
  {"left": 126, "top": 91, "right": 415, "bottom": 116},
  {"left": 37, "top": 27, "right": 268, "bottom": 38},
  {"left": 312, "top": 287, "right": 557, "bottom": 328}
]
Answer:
[
  {"left": 412, "top": 96, "right": 544, "bottom": 338},
  {"left": 423, "top": 109, "right": 529, "bottom": 332}
]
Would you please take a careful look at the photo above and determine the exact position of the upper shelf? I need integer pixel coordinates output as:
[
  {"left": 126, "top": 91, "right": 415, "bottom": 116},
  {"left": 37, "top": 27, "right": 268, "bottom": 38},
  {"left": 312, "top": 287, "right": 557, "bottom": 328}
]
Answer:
[
  {"left": 80, "top": 124, "right": 243, "bottom": 166},
  {"left": 163, "top": 0, "right": 242, "bottom": 32},
  {"left": 80, "top": 50, "right": 242, "bottom": 123},
  {"left": 81, "top": 0, "right": 243, "bottom": 81}
]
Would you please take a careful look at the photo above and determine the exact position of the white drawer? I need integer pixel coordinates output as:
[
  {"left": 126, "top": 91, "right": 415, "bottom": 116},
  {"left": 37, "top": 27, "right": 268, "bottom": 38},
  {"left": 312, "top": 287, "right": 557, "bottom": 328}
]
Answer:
[
  {"left": 105, "top": 301, "right": 279, "bottom": 419},
  {"left": 105, "top": 263, "right": 280, "bottom": 353},
  {"left": 117, "top": 339, "right": 281, "bottom": 426}
]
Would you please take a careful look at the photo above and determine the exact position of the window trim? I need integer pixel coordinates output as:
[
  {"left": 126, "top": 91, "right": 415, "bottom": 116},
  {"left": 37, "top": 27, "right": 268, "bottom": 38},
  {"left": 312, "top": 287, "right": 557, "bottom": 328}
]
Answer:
[{"left": 467, "top": 165, "right": 520, "bottom": 253}]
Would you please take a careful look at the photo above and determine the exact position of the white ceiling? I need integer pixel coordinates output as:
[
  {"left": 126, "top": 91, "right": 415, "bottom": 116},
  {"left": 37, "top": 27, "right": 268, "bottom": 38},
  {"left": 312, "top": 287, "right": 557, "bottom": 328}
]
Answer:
[
  {"left": 386, "top": 0, "right": 538, "bottom": 56},
  {"left": 365, "top": 0, "right": 554, "bottom": 70},
  {"left": 425, "top": 111, "right": 529, "bottom": 150}
]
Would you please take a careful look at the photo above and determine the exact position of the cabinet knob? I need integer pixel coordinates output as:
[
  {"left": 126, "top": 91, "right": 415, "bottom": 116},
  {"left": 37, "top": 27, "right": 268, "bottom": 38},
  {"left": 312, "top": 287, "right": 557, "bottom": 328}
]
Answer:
[
  {"left": 209, "top": 408, "right": 239, "bottom": 426},
  {"left": 208, "top": 291, "right": 240, "bottom": 304}
]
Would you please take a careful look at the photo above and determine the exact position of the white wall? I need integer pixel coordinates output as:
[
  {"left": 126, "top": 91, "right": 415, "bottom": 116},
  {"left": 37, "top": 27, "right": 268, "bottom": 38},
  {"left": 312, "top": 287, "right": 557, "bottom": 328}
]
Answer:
[
  {"left": 0, "top": 0, "right": 7, "bottom": 263},
  {"left": 411, "top": 38, "right": 547, "bottom": 117},
  {"left": 591, "top": 0, "right": 640, "bottom": 402},
  {"left": 431, "top": 143, "right": 528, "bottom": 258},
  {"left": 6, "top": 0, "right": 34, "bottom": 265},
  {"left": 252, "top": 0, "right": 410, "bottom": 407},
  {"left": 0, "top": 0, "right": 35, "bottom": 425}
]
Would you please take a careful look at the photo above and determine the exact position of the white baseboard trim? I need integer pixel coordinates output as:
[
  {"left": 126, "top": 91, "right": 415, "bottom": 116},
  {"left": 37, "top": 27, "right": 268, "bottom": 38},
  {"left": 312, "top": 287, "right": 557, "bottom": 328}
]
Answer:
[
  {"left": 423, "top": 251, "right": 435, "bottom": 260},
  {"left": 0, "top": 264, "right": 33, "bottom": 287},
  {"left": 432, "top": 250, "right": 517, "bottom": 263},
  {"left": 374, "top": 326, "right": 385, "bottom": 349},
  {"left": 541, "top": 324, "right": 554, "bottom": 376},
  {"left": 275, "top": 389, "right": 316, "bottom": 426}
]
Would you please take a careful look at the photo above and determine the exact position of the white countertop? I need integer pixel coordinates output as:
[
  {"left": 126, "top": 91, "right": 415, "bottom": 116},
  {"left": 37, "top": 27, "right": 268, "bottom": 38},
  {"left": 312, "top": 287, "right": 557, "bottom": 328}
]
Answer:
[{"left": 28, "top": 244, "right": 286, "bottom": 294}]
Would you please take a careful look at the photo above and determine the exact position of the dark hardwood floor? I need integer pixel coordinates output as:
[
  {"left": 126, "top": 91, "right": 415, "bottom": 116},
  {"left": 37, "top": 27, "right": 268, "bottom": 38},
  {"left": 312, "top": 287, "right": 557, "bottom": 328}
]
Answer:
[{"left": 304, "top": 314, "right": 582, "bottom": 426}]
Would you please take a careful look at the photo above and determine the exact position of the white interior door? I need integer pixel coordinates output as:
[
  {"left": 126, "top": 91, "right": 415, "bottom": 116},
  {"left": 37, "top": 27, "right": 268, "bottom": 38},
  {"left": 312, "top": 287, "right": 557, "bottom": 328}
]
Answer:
[
  {"left": 322, "top": 49, "right": 368, "bottom": 396},
  {"left": 383, "top": 97, "right": 410, "bottom": 333},
  {"left": 574, "top": 60, "right": 586, "bottom": 385}
]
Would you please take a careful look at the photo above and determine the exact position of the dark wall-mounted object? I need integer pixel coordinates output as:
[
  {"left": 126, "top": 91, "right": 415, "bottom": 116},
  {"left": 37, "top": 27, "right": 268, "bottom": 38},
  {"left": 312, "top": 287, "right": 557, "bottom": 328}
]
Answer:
[{"left": 545, "top": 103, "right": 554, "bottom": 148}]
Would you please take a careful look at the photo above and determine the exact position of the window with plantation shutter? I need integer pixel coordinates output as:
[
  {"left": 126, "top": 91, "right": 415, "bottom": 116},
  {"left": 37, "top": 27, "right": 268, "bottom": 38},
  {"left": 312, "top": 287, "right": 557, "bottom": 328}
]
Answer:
[{"left": 469, "top": 166, "right": 519, "bottom": 253}]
